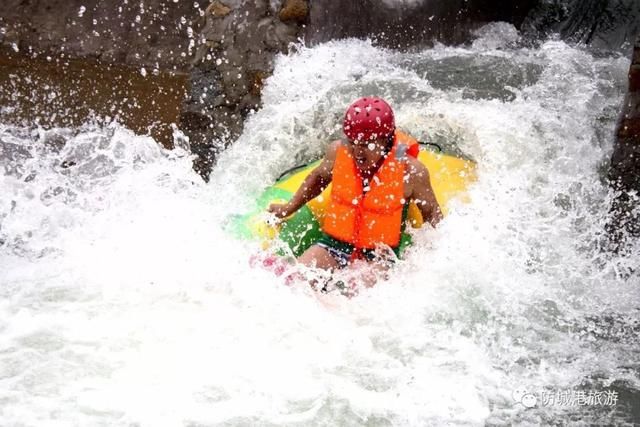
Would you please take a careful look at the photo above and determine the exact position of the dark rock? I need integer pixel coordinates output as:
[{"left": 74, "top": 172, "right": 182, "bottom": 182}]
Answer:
[
  {"left": 186, "top": 64, "right": 224, "bottom": 113},
  {"left": 181, "top": 105, "right": 241, "bottom": 178},
  {"left": 265, "top": 20, "right": 299, "bottom": 50},
  {"left": 181, "top": 0, "right": 303, "bottom": 180},
  {"left": 278, "top": 0, "right": 309, "bottom": 24},
  {"left": 0, "top": 0, "right": 199, "bottom": 71},
  {"left": 607, "top": 36, "right": 640, "bottom": 249},
  {"left": 305, "top": 0, "right": 537, "bottom": 48},
  {"left": 206, "top": 0, "right": 233, "bottom": 18},
  {"left": 522, "top": 0, "right": 640, "bottom": 51},
  {"left": 249, "top": 70, "right": 269, "bottom": 97}
]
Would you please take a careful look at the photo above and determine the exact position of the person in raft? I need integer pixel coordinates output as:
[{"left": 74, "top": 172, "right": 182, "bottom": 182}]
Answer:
[{"left": 268, "top": 97, "right": 442, "bottom": 277}]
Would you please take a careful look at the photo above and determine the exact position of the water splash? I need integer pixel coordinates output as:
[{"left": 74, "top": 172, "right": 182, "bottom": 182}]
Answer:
[{"left": 1, "top": 25, "right": 638, "bottom": 425}]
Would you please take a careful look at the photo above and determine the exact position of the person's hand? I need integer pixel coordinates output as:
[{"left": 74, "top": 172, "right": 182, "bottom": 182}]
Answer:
[{"left": 267, "top": 202, "right": 294, "bottom": 219}]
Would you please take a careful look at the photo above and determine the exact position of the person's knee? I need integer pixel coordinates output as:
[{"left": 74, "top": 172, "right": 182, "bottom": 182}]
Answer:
[
  {"left": 297, "top": 245, "right": 324, "bottom": 266},
  {"left": 298, "top": 245, "right": 337, "bottom": 270}
]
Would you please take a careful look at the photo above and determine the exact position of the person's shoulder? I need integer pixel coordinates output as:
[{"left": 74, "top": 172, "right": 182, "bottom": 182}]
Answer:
[
  {"left": 327, "top": 140, "right": 343, "bottom": 151},
  {"left": 404, "top": 155, "right": 423, "bottom": 170},
  {"left": 326, "top": 139, "right": 346, "bottom": 160},
  {"left": 405, "top": 156, "right": 430, "bottom": 178}
]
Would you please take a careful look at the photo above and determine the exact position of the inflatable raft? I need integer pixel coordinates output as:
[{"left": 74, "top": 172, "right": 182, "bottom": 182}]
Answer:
[{"left": 228, "top": 135, "right": 477, "bottom": 257}]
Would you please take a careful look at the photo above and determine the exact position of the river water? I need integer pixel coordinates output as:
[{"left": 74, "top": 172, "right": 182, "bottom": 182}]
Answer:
[{"left": 1, "top": 24, "right": 638, "bottom": 426}]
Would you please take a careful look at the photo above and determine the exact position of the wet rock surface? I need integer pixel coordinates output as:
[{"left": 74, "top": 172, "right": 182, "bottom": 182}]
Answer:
[
  {"left": 0, "top": 53, "right": 188, "bottom": 148},
  {"left": 182, "top": 0, "right": 306, "bottom": 179},
  {"left": 608, "top": 36, "right": 640, "bottom": 247},
  {"left": 0, "top": 0, "right": 198, "bottom": 71},
  {"left": 522, "top": 0, "right": 640, "bottom": 51},
  {"left": 0, "top": 0, "right": 308, "bottom": 177},
  {"left": 306, "top": 0, "right": 537, "bottom": 48},
  {"left": 279, "top": 0, "right": 309, "bottom": 24}
]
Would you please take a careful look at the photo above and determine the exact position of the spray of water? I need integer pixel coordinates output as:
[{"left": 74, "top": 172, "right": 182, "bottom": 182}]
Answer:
[{"left": 1, "top": 25, "right": 638, "bottom": 425}]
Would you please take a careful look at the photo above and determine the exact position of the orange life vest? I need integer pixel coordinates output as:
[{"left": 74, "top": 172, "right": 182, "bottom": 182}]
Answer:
[{"left": 322, "top": 131, "right": 419, "bottom": 249}]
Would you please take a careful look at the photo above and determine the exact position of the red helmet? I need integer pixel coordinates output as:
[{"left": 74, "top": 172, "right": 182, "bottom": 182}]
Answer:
[{"left": 343, "top": 97, "right": 395, "bottom": 141}]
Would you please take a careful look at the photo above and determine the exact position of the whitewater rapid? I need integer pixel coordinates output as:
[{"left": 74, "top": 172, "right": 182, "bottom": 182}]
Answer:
[{"left": 1, "top": 25, "right": 638, "bottom": 425}]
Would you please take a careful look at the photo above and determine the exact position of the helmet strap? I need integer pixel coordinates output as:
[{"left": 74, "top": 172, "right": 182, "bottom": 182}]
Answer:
[{"left": 382, "top": 134, "right": 394, "bottom": 157}]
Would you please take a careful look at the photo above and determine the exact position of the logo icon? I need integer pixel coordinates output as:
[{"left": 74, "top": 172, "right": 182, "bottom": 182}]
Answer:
[{"left": 513, "top": 388, "right": 538, "bottom": 408}]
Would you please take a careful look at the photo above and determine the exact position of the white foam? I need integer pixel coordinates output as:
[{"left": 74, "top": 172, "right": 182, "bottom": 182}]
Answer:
[{"left": 0, "top": 35, "right": 637, "bottom": 425}]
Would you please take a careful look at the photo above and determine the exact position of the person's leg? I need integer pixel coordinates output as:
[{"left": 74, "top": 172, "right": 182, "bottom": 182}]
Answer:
[
  {"left": 291, "top": 244, "right": 342, "bottom": 290},
  {"left": 297, "top": 244, "right": 342, "bottom": 270}
]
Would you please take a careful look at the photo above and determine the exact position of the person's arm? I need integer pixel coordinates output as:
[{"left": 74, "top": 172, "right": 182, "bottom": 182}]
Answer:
[
  {"left": 268, "top": 141, "right": 339, "bottom": 219},
  {"left": 407, "top": 158, "right": 443, "bottom": 228}
]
